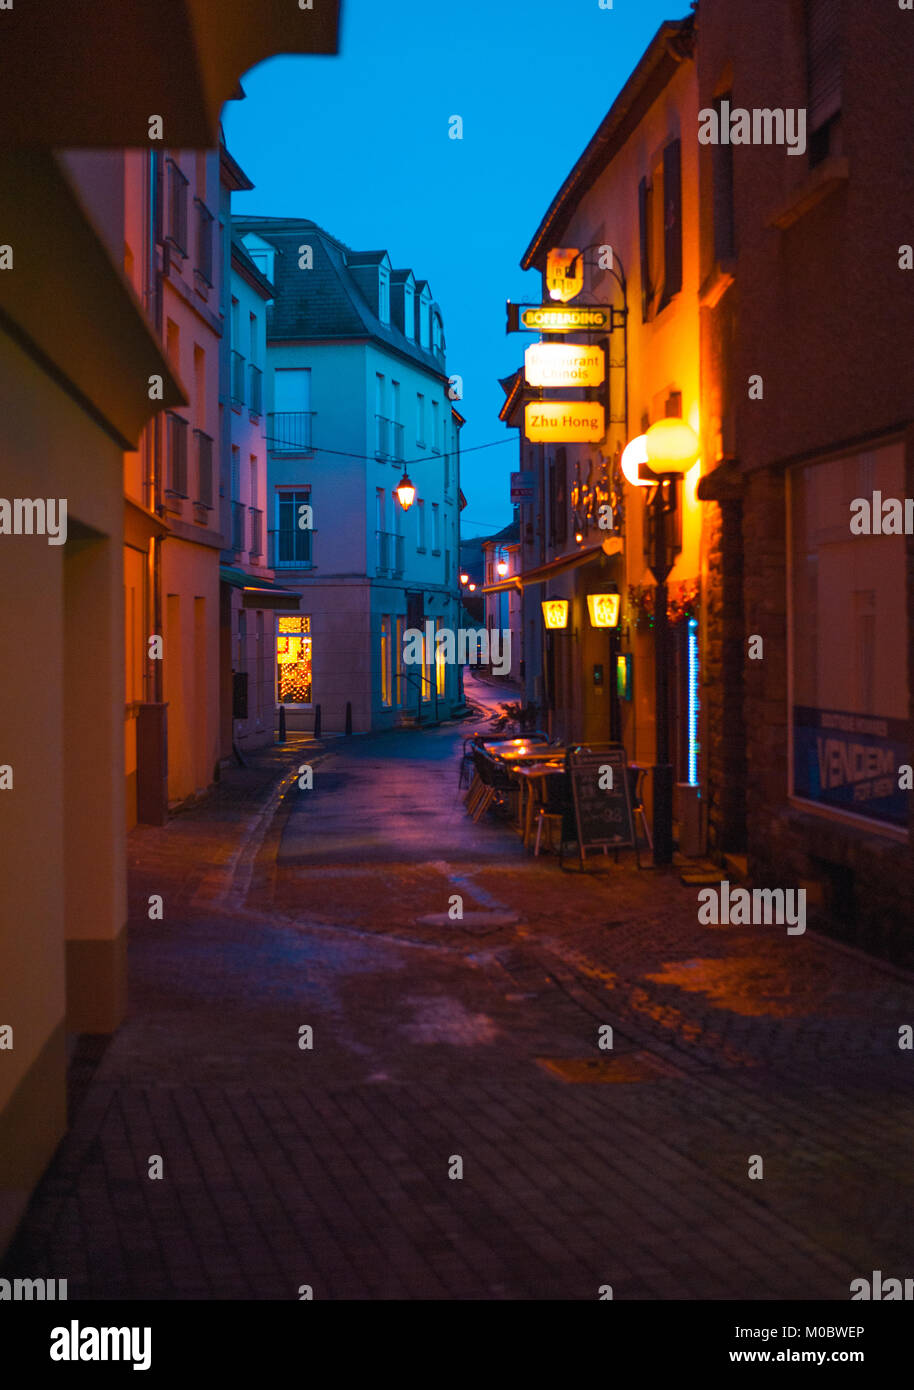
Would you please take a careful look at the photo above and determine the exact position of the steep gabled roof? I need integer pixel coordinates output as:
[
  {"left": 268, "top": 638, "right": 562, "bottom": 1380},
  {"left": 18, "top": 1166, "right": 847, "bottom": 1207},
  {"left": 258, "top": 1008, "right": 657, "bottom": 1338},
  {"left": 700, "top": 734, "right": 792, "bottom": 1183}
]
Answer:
[{"left": 232, "top": 216, "right": 446, "bottom": 378}]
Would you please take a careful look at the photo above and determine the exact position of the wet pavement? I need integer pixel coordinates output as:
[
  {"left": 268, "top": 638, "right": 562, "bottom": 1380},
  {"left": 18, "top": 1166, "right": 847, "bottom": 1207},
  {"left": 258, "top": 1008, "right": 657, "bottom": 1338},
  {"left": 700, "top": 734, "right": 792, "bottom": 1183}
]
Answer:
[{"left": 4, "top": 674, "right": 914, "bottom": 1299}]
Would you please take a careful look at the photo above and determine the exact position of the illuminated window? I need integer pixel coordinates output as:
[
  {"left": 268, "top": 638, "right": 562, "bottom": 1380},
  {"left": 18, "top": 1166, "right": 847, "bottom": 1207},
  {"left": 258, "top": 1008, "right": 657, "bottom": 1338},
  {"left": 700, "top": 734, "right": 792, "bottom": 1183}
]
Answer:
[
  {"left": 435, "top": 617, "right": 446, "bottom": 697},
  {"left": 395, "top": 616, "right": 405, "bottom": 705},
  {"left": 380, "top": 615, "right": 391, "bottom": 707},
  {"left": 276, "top": 615, "right": 312, "bottom": 705}
]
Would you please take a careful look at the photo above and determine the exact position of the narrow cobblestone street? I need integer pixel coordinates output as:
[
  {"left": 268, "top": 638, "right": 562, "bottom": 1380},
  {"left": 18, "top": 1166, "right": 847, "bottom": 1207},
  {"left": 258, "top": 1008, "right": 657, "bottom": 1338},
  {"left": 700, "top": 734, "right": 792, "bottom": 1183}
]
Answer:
[{"left": 5, "top": 686, "right": 914, "bottom": 1300}]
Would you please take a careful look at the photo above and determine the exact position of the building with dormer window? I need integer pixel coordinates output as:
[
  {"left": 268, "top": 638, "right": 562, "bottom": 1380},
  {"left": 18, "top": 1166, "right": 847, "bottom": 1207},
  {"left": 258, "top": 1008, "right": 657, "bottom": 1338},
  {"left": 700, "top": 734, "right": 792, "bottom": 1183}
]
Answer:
[{"left": 233, "top": 217, "right": 463, "bottom": 732}]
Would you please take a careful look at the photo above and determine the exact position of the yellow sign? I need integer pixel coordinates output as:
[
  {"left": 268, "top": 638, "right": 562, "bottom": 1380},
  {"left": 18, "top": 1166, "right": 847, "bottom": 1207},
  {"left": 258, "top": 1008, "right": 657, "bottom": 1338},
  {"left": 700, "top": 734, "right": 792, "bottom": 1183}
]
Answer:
[
  {"left": 546, "top": 248, "right": 582, "bottom": 303},
  {"left": 525, "top": 342, "right": 605, "bottom": 388},
  {"left": 541, "top": 599, "right": 569, "bottom": 630},
  {"left": 524, "top": 402, "right": 605, "bottom": 443},
  {"left": 586, "top": 593, "right": 621, "bottom": 629}
]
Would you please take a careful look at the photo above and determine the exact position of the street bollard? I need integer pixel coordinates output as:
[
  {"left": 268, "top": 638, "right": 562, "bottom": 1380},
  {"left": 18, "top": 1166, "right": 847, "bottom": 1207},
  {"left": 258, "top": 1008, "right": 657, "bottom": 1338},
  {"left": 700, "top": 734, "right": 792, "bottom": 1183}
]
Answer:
[
  {"left": 278, "top": 703, "right": 286, "bottom": 743},
  {"left": 313, "top": 703, "right": 322, "bottom": 740},
  {"left": 345, "top": 701, "right": 352, "bottom": 736}
]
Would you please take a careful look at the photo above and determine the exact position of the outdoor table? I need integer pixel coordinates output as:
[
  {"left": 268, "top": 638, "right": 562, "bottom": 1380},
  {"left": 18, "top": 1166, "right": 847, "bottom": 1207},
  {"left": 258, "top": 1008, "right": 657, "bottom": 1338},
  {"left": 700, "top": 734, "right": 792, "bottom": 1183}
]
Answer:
[
  {"left": 481, "top": 741, "right": 554, "bottom": 763},
  {"left": 510, "top": 759, "right": 567, "bottom": 848}
]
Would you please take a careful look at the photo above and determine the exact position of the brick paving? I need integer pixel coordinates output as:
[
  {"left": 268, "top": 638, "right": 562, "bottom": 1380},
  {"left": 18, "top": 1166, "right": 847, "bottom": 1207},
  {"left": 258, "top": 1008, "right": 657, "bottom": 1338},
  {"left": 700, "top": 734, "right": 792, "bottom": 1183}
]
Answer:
[{"left": 4, "top": 696, "right": 914, "bottom": 1299}]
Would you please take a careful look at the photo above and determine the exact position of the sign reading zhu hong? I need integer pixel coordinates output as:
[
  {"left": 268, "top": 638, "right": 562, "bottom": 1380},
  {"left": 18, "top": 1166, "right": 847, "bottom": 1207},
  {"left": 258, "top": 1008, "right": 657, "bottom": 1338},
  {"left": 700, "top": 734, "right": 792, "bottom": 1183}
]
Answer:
[
  {"left": 524, "top": 343, "right": 605, "bottom": 388},
  {"left": 525, "top": 402, "right": 605, "bottom": 443}
]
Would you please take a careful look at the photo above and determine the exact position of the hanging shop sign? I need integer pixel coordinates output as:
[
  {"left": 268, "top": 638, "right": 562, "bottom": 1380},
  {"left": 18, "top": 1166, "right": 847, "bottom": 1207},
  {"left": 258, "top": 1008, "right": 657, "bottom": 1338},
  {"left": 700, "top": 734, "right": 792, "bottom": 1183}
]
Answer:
[
  {"left": 524, "top": 401, "right": 605, "bottom": 444},
  {"left": 506, "top": 302, "right": 614, "bottom": 333},
  {"left": 545, "top": 248, "right": 583, "bottom": 303},
  {"left": 510, "top": 470, "right": 535, "bottom": 502},
  {"left": 524, "top": 342, "right": 605, "bottom": 389}
]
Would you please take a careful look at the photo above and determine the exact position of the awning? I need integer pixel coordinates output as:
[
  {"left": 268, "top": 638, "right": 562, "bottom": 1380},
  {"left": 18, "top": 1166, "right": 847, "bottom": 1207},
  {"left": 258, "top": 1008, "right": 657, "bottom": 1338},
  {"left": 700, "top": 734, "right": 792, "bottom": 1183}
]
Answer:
[
  {"left": 481, "top": 538, "right": 621, "bottom": 594},
  {"left": 219, "top": 566, "right": 302, "bottom": 610}
]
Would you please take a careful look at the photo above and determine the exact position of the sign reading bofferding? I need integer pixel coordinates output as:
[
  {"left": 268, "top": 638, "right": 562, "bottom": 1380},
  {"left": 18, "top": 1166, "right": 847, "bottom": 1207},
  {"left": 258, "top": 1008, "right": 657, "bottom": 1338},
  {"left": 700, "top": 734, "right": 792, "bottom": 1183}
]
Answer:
[
  {"left": 524, "top": 401, "right": 605, "bottom": 443},
  {"left": 524, "top": 342, "right": 605, "bottom": 388}
]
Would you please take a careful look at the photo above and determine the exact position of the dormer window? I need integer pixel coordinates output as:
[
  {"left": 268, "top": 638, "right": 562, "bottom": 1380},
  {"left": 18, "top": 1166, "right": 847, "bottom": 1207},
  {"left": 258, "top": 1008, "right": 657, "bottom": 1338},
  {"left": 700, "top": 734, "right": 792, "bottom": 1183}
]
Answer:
[
  {"left": 379, "top": 265, "right": 390, "bottom": 324},
  {"left": 403, "top": 284, "right": 414, "bottom": 338},
  {"left": 418, "top": 289, "right": 431, "bottom": 349},
  {"left": 432, "top": 308, "right": 443, "bottom": 357}
]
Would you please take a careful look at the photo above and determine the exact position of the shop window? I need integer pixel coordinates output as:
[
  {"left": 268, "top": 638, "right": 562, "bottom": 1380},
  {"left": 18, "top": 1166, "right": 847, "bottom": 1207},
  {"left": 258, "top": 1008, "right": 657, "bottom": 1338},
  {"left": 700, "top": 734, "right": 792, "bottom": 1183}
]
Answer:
[
  {"left": 789, "top": 444, "right": 908, "bottom": 828},
  {"left": 276, "top": 615, "right": 312, "bottom": 705}
]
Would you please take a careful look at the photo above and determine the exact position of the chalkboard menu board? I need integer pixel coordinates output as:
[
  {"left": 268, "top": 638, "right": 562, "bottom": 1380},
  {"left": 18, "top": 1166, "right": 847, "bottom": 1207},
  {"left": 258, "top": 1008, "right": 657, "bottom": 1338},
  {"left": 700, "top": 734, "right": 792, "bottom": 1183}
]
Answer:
[{"left": 567, "top": 746, "right": 636, "bottom": 865}]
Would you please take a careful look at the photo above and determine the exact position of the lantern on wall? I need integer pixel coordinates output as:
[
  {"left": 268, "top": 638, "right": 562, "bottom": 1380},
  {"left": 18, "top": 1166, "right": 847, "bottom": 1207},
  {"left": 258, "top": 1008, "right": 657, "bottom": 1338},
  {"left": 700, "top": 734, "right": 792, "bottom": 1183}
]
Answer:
[
  {"left": 541, "top": 598, "right": 569, "bottom": 630},
  {"left": 645, "top": 418, "right": 700, "bottom": 473},
  {"left": 620, "top": 433, "right": 653, "bottom": 488},
  {"left": 586, "top": 593, "right": 621, "bottom": 629}
]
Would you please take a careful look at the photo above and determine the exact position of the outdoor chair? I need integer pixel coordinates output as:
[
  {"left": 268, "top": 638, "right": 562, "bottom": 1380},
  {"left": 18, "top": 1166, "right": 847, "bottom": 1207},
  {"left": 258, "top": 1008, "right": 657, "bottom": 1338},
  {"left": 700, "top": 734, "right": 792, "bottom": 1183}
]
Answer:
[{"left": 533, "top": 769, "right": 576, "bottom": 859}]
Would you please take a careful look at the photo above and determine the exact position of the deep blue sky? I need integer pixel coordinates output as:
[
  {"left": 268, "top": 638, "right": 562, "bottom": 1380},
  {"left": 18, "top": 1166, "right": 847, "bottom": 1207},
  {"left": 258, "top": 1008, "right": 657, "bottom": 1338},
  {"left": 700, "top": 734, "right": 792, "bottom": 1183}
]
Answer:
[{"left": 223, "top": 0, "right": 681, "bottom": 538}]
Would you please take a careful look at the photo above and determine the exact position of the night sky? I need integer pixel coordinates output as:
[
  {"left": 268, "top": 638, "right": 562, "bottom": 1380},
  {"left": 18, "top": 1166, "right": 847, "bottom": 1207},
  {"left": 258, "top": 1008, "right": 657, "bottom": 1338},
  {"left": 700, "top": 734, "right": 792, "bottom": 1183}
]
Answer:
[{"left": 223, "top": 0, "right": 679, "bottom": 538}]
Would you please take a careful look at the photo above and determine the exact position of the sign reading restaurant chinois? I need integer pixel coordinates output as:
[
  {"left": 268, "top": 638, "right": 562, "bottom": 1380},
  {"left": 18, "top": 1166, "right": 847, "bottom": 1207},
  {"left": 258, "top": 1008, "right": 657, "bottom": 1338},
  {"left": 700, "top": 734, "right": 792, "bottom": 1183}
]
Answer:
[
  {"left": 524, "top": 401, "right": 605, "bottom": 443},
  {"left": 524, "top": 342, "right": 605, "bottom": 388}
]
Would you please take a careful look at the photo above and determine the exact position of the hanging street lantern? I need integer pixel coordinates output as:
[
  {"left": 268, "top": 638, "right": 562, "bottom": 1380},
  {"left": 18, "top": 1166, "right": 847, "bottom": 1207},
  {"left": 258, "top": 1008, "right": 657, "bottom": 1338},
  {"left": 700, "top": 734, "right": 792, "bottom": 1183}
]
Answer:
[
  {"left": 459, "top": 572, "right": 469, "bottom": 585},
  {"left": 541, "top": 598, "right": 569, "bottom": 630},
  {"left": 395, "top": 472, "right": 416, "bottom": 510},
  {"left": 496, "top": 558, "right": 509, "bottom": 577},
  {"left": 586, "top": 593, "right": 621, "bottom": 629}
]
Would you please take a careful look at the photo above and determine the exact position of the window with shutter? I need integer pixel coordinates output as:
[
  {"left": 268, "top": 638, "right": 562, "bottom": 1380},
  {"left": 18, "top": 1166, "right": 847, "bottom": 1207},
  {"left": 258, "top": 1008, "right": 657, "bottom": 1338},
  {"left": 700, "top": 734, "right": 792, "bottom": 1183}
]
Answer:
[
  {"left": 712, "top": 95, "right": 735, "bottom": 262},
  {"left": 638, "top": 176, "right": 651, "bottom": 322},
  {"left": 807, "top": 0, "right": 842, "bottom": 163},
  {"left": 659, "top": 139, "right": 682, "bottom": 310}
]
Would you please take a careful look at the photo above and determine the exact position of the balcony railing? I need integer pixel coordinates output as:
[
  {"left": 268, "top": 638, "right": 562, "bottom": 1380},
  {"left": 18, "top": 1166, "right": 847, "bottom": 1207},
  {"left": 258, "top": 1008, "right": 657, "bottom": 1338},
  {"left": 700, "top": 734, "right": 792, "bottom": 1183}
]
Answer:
[
  {"left": 249, "top": 507, "right": 263, "bottom": 558},
  {"left": 376, "top": 530, "right": 404, "bottom": 576},
  {"left": 269, "top": 528, "right": 312, "bottom": 568},
  {"left": 194, "top": 429, "right": 213, "bottom": 508},
  {"left": 375, "top": 416, "right": 404, "bottom": 462},
  {"left": 165, "top": 411, "right": 188, "bottom": 496},
  {"left": 268, "top": 411, "right": 314, "bottom": 453},
  {"left": 249, "top": 363, "right": 263, "bottom": 416},
  {"left": 231, "top": 500, "right": 245, "bottom": 552},
  {"left": 231, "top": 350, "right": 245, "bottom": 406}
]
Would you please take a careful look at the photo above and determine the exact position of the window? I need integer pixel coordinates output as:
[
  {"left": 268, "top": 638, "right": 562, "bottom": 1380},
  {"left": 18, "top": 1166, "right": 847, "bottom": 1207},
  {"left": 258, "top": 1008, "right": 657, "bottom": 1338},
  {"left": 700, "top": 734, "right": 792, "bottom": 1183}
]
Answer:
[
  {"left": 431, "top": 503, "right": 440, "bottom": 554},
  {"left": 166, "top": 411, "right": 188, "bottom": 496},
  {"left": 416, "top": 393, "right": 426, "bottom": 446},
  {"left": 806, "top": 0, "right": 842, "bottom": 166},
  {"left": 403, "top": 285, "right": 414, "bottom": 339},
  {"left": 638, "top": 138, "right": 682, "bottom": 320},
  {"left": 195, "top": 198, "right": 213, "bottom": 283},
  {"left": 271, "top": 368, "right": 312, "bottom": 452},
  {"left": 436, "top": 616, "right": 446, "bottom": 697},
  {"left": 380, "top": 615, "right": 392, "bottom": 707},
  {"left": 419, "top": 292, "right": 431, "bottom": 348},
  {"left": 549, "top": 448, "right": 567, "bottom": 546},
  {"left": 249, "top": 312, "right": 257, "bottom": 362},
  {"left": 431, "top": 400, "right": 440, "bottom": 453},
  {"left": 395, "top": 616, "right": 405, "bottom": 705},
  {"left": 276, "top": 488, "right": 312, "bottom": 567},
  {"left": 193, "top": 344, "right": 205, "bottom": 426},
  {"left": 712, "top": 94, "right": 735, "bottom": 261},
  {"left": 789, "top": 443, "right": 907, "bottom": 830},
  {"left": 276, "top": 615, "right": 312, "bottom": 705},
  {"left": 166, "top": 317, "right": 179, "bottom": 367},
  {"left": 166, "top": 158, "right": 188, "bottom": 254},
  {"left": 417, "top": 499, "right": 426, "bottom": 551},
  {"left": 432, "top": 309, "right": 443, "bottom": 357},
  {"left": 379, "top": 266, "right": 390, "bottom": 324}
]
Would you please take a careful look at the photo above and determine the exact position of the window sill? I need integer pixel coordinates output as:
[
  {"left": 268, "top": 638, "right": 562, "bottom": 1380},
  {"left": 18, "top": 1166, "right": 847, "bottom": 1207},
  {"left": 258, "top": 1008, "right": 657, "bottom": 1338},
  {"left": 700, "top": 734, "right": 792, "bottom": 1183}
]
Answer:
[
  {"left": 431, "top": 549, "right": 441, "bottom": 556},
  {"left": 699, "top": 259, "right": 737, "bottom": 310},
  {"left": 768, "top": 156, "right": 849, "bottom": 230},
  {"left": 416, "top": 547, "right": 427, "bottom": 555},
  {"left": 416, "top": 441, "right": 427, "bottom": 450}
]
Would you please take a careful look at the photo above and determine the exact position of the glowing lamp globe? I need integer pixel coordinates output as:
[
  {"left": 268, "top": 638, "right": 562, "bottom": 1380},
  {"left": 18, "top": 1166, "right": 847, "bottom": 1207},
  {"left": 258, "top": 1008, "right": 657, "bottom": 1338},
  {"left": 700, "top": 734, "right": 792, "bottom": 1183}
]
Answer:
[
  {"left": 620, "top": 433, "right": 652, "bottom": 488},
  {"left": 468, "top": 582, "right": 476, "bottom": 592},
  {"left": 496, "top": 559, "right": 509, "bottom": 577},
  {"left": 460, "top": 572, "right": 469, "bottom": 585},
  {"left": 395, "top": 472, "right": 416, "bottom": 510},
  {"left": 645, "top": 418, "right": 700, "bottom": 473},
  {"left": 541, "top": 598, "right": 569, "bottom": 630}
]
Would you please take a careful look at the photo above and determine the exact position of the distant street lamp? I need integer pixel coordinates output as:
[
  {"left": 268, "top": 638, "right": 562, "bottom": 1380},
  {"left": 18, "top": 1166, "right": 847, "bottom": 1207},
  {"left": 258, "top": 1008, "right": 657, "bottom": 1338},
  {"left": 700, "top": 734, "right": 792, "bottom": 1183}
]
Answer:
[
  {"left": 460, "top": 572, "right": 469, "bottom": 585},
  {"left": 468, "top": 582, "right": 476, "bottom": 592},
  {"left": 639, "top": 418, "right": 699, "bottom": 866},
  {"left": 395, "top": 471, "right": 416, "bottom": 510}
]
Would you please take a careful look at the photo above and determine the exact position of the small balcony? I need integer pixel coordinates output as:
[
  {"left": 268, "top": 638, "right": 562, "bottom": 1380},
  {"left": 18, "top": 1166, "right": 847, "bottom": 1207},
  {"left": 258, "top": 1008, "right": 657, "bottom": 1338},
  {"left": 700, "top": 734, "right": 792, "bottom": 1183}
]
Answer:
[
  {"left": 376, "top": 530, "right": 404, "bottom": 576},
  {"left": 270, "top": 527, "right": 312, "bottom": 569},
  {"left": 248, "top": 364, "right": 262, "bottom": 416},
  {"left": 268, "top": 411, "right": 314, "bottom": 454},
  {"left": 375, "top": 416, "right": 404, "bottom": 462},
  {"left": 231, "top": 500, "right": 245, "bottom": 552},
  {"left": 249, "top": 507, "right": 263, "bottom": 558},
  {"left": 230, "top": 350, "right": 245, "bottom": 407}
]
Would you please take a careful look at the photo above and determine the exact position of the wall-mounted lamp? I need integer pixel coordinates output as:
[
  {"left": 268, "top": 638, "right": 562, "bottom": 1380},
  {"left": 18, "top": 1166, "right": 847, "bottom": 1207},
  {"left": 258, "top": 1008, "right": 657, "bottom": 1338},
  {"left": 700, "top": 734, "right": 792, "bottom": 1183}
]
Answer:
[
  {"left": 586, "top": 593, "right": 621, "bottom": 629},
  {"left": 541, "top": 598, "right": 569, "bottom": 630},
  {"left": 496, "top": 559, "right": 509, "bottom": 577}
]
